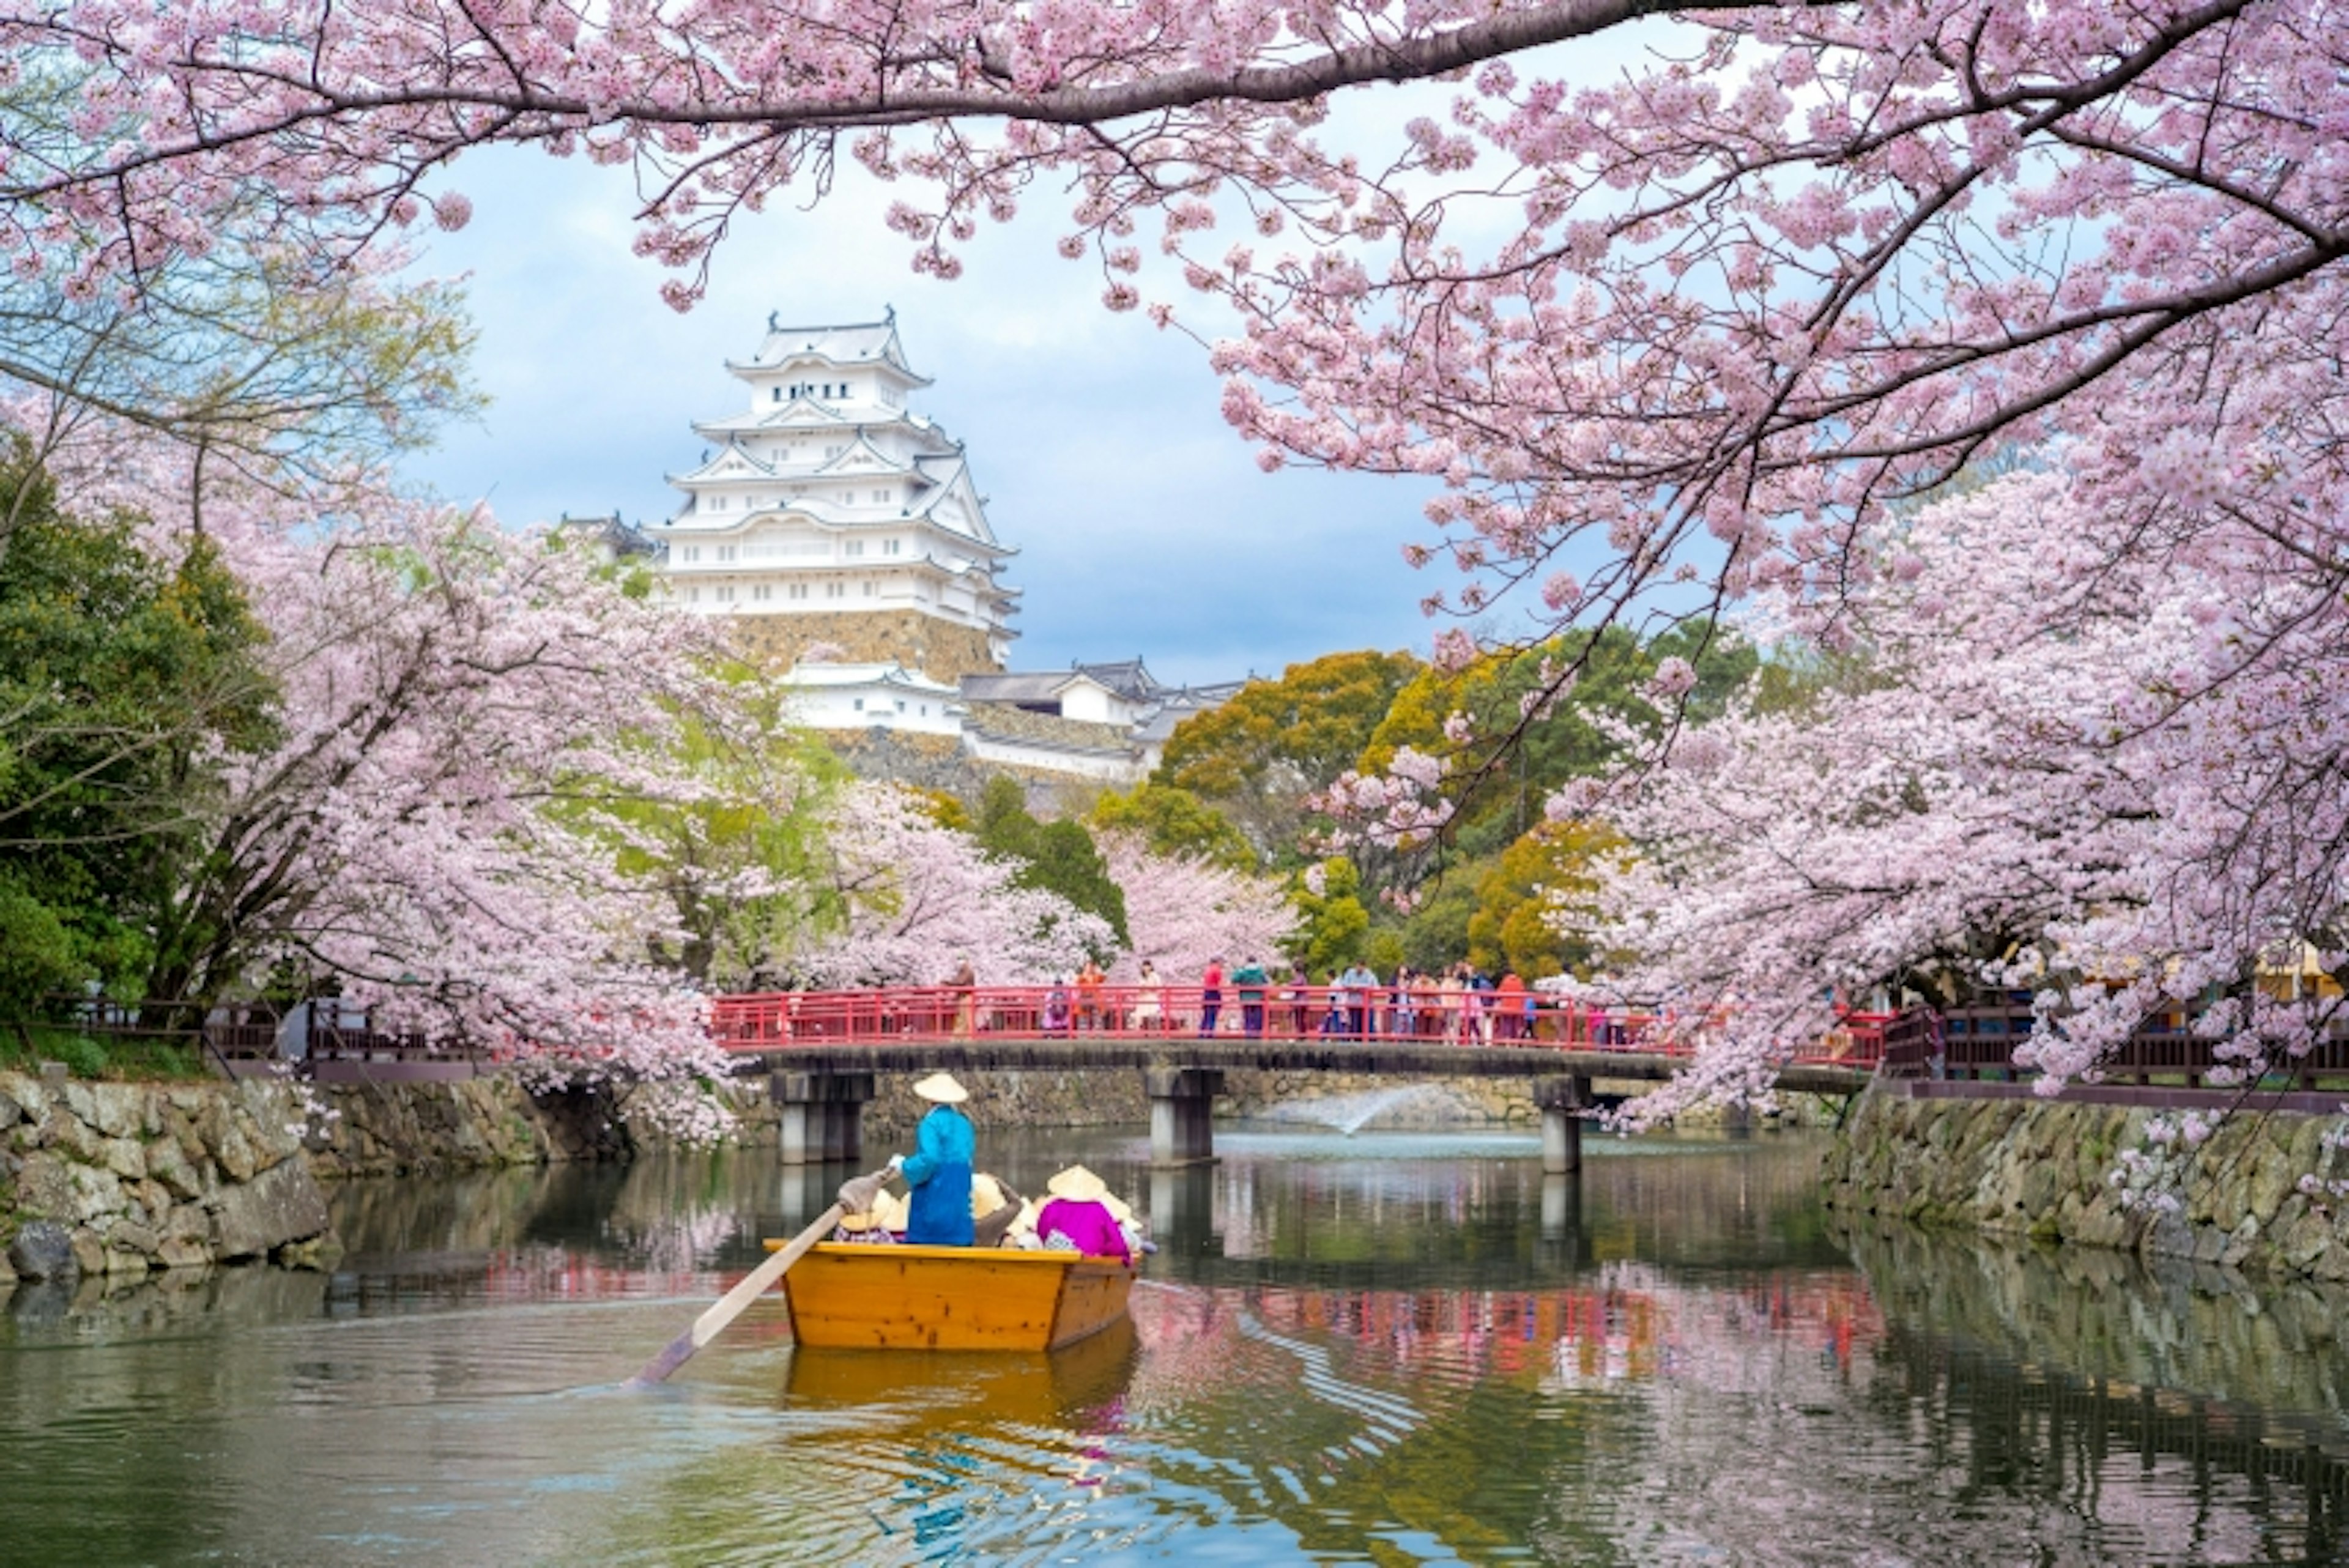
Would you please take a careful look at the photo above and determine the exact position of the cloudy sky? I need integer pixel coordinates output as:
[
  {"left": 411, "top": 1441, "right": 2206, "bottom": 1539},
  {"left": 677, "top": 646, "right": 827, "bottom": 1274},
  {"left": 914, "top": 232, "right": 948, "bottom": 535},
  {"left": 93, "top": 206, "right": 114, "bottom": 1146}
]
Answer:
[{"left": 395, "top": 138, "right": 1455, "bottom": 688}]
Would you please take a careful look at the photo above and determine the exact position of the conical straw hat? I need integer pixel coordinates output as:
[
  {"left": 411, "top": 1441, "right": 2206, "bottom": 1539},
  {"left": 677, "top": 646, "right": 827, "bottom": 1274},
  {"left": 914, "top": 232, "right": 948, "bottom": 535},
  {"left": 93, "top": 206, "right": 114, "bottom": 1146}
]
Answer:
[
  {"left": 912, "top": 1072, "right": 970, "bottom": 1104},
  {"left": 1045, "top": 1164, "right": 1110, "bottom": 1202}
]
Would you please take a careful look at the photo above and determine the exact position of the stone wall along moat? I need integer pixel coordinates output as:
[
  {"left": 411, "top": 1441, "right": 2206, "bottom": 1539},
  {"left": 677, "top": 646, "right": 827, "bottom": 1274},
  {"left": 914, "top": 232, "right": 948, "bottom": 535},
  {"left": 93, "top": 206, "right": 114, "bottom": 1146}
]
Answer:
[{"left": 1824, "top": 1083, "right": 2349, "bottom": 1282}]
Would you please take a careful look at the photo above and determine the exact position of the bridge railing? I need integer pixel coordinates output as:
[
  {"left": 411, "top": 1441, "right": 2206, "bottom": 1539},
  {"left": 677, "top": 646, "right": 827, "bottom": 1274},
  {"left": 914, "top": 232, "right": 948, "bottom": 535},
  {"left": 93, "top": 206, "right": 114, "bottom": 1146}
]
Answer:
[
  {"left": 1879, "top": 1000, "right": 2349, "bottom": 1088},
  {"left": 710, "top": 986, "right": 1887, "bottom": 1068}
]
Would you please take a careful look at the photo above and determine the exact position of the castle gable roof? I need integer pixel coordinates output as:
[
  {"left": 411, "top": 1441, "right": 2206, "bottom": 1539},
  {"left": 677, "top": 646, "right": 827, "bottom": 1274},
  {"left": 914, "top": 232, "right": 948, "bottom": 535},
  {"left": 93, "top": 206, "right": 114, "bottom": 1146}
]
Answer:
[{"left": 730, "top": 310, "right": 931, "bottom": 385}]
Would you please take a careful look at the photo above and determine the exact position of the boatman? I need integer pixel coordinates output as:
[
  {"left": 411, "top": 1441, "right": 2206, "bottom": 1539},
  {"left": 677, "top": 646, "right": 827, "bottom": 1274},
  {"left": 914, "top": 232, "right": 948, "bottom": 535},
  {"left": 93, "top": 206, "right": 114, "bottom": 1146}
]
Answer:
[{"left": 888, "top": 1072, "right": 976, "bottom": 1246}]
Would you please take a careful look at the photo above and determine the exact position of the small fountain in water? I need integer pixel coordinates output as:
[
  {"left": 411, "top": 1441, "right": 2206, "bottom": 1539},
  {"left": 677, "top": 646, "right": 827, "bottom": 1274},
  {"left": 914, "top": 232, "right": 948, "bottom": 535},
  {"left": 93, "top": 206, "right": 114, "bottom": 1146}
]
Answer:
[{"left": 1257, "top": 1084, "right": 1436, "bottom": 1135}]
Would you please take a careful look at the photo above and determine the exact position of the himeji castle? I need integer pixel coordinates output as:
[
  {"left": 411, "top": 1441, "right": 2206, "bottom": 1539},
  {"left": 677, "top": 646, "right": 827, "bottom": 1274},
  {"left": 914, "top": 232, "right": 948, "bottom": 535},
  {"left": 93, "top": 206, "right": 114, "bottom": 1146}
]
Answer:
[
  {"left": 651, "top": 309, "right": 1020, "bottom": 680},
  {"left": 565, "top": 310, "right": 1242, "bottom": 783}
]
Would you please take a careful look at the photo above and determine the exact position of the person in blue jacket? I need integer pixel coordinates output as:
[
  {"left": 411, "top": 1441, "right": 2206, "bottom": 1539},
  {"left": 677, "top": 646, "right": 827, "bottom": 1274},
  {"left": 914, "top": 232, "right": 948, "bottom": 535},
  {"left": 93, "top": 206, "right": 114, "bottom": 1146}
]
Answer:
[{"left": 888, "top": 1072, "right": 976, "bottom": 1246}]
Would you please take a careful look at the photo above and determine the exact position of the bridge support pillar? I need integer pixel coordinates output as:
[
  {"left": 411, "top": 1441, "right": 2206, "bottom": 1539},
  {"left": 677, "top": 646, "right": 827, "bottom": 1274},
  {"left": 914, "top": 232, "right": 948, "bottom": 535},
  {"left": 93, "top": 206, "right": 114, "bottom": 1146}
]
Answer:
[
  {"left": 1535, "top": 1075, "right": 1592, "bottom": 1174},
  {"left": 1146, "top": 1067, "right": 1224, "bottom": 1167},
  {"left": 771, "top": 1071, "right": 875, "bottom": 1166}
]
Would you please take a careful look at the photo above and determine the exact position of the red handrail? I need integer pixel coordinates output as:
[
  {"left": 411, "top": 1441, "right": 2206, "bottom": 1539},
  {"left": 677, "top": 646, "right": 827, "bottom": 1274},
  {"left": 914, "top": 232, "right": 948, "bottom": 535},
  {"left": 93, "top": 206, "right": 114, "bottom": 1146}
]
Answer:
[{"left": 707, "top": 985, "right": 1882, "bottom": 1068}]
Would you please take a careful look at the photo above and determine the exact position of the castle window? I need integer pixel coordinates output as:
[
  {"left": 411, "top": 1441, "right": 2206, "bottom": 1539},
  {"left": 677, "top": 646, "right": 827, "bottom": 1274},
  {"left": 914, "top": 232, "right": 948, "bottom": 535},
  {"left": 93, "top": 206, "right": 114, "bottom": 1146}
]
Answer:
[
  {"left": 772, "top": 388, "right": 781, "bottom": 403},
  {"left": 896, "top": 700, "right": 907, "bottom": 713},
  {"left": 826, "top": 582, "right": 845, "bottom": 600},
  {"left": 884, "top": 538, "right": 900, "bottom": 555},
  {"left": 789, "top": 582, "right": 808, "bottom": 600},
  {"left": 844, "top": 540, "right": 864, "bottom": 559},
  {"left": 863, "top": 581, "right": 876, "bottom": 597},
  {"left": 681, "top": 546, "right": 699, "bottom": 563},
  {"left": 853, "top": 697, "right": 863, "bottom": 712}
]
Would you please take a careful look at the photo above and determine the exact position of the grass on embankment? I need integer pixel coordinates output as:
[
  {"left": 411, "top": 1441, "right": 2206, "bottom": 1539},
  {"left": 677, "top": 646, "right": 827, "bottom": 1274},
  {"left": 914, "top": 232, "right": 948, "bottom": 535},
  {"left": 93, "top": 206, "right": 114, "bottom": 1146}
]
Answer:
[{"left": 0, "top": 1023, "right": 213, "bottom": 1083}]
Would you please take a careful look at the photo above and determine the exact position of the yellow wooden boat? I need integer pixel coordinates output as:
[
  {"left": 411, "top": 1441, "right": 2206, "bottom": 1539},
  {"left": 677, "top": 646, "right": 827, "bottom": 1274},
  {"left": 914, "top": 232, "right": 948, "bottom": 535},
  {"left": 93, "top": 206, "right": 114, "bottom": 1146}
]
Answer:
[{"left": 763, "top": 1240, "right": 1137, "bottom": 1351}]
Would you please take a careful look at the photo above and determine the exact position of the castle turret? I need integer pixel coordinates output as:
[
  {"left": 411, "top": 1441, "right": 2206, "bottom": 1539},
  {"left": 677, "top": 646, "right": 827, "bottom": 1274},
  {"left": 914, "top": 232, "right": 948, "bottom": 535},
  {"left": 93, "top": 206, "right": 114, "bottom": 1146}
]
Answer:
[{"left": 649, "top": 309, "right": 1019, "bottom": 679}]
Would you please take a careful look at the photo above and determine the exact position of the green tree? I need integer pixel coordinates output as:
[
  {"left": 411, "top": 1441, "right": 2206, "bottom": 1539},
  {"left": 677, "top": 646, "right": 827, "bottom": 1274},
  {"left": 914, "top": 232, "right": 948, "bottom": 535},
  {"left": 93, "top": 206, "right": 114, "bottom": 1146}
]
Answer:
[
  {"left": 1385, "top": 862, "right": 1488, "bottom": 975},
  {"left": 0, "top": 448, "right": 276, "bottom": 1016},
  {"left": 975, "top": 776, "right": 1129, "bottom": 953},
  {"left": 606, "top": 678, "right": 848, "bottom": 988},
  {"left": 1464, "top": 821, "right": 1630, "bottom": 981},
  {"left": 1364, "top": 623, "right": 1756, "bottom": 860},
  {"left": 1154, "top": 649, "right": 1420, "bottom": 862},
  {"left": 1086, "top": 781, "right": 1255, "bottom": 868},
  {"left": 1286, "top": 857, "right": 1370, "bottom": 977}
]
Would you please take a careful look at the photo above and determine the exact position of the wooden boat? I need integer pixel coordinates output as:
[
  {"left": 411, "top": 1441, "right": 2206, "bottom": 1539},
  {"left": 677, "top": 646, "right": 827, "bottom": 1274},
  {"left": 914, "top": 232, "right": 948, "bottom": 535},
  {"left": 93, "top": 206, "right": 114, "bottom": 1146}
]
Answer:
[{"left": 764, "top": 1239, "right": 1137, "bottom": 1351}]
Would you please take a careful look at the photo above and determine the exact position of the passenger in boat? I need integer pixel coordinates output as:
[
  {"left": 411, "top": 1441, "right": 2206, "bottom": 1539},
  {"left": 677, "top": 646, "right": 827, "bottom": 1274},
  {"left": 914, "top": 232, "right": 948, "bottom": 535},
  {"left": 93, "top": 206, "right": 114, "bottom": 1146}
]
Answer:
[
  {"left": 1035, "top": 1165, "right": 1133, "bottom": 1265},
  {"left": 971, "top": 1171, "right": 1025, "bottom": 1247},
  {"left": 832, "top": 1186, "right": 908, "bottom": 1244},
  {"left": 887, "top": 1072, "right": 977, "bottom": 1246}
]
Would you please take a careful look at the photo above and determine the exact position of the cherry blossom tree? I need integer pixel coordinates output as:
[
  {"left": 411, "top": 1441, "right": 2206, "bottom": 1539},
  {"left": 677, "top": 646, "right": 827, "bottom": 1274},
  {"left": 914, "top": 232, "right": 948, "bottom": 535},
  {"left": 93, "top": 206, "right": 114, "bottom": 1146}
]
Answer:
[
  {"left": 1099, "top": 831, "right": 1296, "bottom": 983},
  {"left": 9, "top": 0, "right": 2348, "bottom": 1099},
  {"left": 24, "top": 422, "right": 755, "bottom": 1138},
  {"left": 793, "top": 781, "right": 1114, "bottom": 984},
  {"left": 1584, "top": 455, "right": 2349, "bottom": 1118},
  {"left": 2, "top": 0, "right": 2336, "bottom": 657}
]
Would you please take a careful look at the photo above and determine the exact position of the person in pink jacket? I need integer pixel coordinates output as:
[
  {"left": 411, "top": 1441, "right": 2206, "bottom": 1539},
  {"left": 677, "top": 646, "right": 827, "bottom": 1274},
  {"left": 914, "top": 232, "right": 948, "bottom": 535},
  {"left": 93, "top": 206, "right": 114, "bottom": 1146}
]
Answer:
[{"left": 1034, "top": 1165, "right": 1132, "bottom": 1264}]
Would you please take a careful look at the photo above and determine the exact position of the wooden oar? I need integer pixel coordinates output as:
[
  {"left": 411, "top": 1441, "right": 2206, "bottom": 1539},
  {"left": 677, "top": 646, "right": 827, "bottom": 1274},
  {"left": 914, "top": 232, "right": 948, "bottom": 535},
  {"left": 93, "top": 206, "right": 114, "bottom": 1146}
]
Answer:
[{"left": 629, "top": 1202, "right": 843, "bottom": 1386}]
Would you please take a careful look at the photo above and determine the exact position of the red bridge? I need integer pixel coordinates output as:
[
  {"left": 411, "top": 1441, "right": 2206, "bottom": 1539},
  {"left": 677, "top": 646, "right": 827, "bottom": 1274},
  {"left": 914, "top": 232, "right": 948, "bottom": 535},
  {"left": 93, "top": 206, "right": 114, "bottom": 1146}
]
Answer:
[
  {"left": 711, "top": 984, "right": 1886, "bottom": 1170},
  {"left": 711, "top": 983, "right": 1890, "bottom": 1067}
]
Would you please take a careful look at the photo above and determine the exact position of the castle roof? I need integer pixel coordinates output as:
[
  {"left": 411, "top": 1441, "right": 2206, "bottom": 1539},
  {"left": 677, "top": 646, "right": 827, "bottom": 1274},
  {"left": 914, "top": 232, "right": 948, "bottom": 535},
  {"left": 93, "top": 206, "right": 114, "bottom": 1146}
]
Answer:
[{"left": 729, "top": 309, "right": 931, "bottom": 385}]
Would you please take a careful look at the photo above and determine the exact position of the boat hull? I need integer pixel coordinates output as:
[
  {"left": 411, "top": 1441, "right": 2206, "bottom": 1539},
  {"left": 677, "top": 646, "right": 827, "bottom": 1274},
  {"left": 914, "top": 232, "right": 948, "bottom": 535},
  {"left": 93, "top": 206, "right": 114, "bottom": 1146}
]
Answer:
[{"left": 771, "top": 1241, "right": 1136, "bottom": 1351}]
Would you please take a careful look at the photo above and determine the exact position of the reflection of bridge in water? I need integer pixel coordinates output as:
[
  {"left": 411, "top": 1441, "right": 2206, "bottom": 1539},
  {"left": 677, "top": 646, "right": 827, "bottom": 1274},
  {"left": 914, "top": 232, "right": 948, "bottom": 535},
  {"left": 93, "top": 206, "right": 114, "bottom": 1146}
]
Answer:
[{"left": 720, "top": 986, "right": 1877, "bottom": 1168}]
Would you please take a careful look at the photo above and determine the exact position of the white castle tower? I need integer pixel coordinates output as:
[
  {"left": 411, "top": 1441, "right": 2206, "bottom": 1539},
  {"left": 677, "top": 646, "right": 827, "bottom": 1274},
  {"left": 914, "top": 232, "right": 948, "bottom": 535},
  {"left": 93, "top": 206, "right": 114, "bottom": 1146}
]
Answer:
[{"left": 650, "top": 310, "right": 1019, "bottom": 680}]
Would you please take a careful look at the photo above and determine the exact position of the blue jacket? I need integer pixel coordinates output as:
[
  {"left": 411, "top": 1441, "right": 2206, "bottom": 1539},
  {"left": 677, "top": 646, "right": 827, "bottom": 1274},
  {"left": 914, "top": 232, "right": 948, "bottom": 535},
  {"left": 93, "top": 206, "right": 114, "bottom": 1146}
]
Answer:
[{"left": 902, "top": 1104, "right": 975, "bottom": 1246}]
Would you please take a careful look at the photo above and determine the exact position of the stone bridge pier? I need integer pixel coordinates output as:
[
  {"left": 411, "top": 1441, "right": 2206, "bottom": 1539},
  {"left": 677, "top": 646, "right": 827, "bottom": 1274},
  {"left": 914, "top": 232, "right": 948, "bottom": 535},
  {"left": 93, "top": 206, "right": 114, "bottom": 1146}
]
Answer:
[
  {"left": 1146, "top": 1066, "right": 1224, "bottom": 1168},
  {"left": 771, "top": 1070, "right": 875, "bottom": 1166},
  {"left": 1534, "top": 1074, "right": 1593, "bottom": 1175}
]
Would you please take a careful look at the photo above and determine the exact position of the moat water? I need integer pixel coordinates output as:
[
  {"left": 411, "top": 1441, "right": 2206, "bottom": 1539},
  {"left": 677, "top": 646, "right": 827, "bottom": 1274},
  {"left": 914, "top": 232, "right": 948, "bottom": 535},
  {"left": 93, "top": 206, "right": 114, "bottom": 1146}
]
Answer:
[{"left": 1, "top": 1127, "right": 2344, "bottom": 1564}]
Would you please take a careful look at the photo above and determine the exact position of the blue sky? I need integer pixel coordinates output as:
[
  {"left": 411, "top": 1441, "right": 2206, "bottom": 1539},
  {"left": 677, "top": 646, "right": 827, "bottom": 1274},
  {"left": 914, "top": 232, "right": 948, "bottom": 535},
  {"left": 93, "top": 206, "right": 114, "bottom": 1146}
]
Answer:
[{"left": 395, "top": 146, "right": 1451, "bottom": 688}]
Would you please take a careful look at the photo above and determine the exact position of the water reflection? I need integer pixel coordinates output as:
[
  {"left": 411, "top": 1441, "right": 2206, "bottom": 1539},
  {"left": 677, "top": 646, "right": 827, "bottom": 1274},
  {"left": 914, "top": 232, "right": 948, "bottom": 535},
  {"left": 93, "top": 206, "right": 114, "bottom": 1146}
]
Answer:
[{"left": 0, "top": 1131, "right": 2345, "bottom": 1564}]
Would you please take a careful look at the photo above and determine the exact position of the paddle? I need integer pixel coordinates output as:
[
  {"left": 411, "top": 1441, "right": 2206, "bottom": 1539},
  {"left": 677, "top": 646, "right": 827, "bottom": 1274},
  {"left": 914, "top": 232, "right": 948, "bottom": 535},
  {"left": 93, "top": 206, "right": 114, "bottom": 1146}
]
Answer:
[{"left": 629, "top": 1201, "right": 844, "bottom": 1385}]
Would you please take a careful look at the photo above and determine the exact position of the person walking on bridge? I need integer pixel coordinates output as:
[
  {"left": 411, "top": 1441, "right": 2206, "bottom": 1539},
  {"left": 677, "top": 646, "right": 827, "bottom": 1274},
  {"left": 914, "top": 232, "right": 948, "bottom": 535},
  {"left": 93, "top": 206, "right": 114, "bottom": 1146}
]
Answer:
[
  {"left": 1234, "top": 957, "right": 1270, "bottom": 1038},
  {"left": 1496, "top": 971, "right": 1527, "bottom": 1041},
  {"left": 1198, "top": 956, "right": 1225, "bottom": 1038},
  {"left": 1338, "top": 960, "right": 1378, "bottom": 1038},
  {"left": 1134, "top": 959, "right": 1165, "bottom": 1034},
  {"left": 888, "top": 1073, "right": 977, "bottom": 1247},
  {"left": 948, "top": 957, "right": 976, "bottom": 1038}
]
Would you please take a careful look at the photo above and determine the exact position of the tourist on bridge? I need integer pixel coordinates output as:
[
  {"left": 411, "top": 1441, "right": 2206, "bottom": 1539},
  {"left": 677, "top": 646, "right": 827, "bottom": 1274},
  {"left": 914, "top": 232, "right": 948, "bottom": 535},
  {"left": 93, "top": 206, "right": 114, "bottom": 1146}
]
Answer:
[
  {"left": 1279, "top": 966, "right": 1309, "bottom": 1036},
  {"left": 1440, "top": 966, "right": 1472, "bottom": 1043},
  {"left": 1392, "top": 967, "right": 1420, "bottom": 1040},
  {"left": 887, "top": 1072, "right": 977, "bottom": 1246},
  {"left": 1496, "top": 971, "right": 1527, "bottom": 1041},
  {"left": 1198, "top": 956, "right": 1224, "bottom": 1037},
  {"left": 1339, "top": 959, "right": 1379, "bottom": 1037},
  {"left": 1134, "top": 959, "right": 1165, "bottom": 1033},
  {"left": 1234, "top": 956, "right": 1270, "bottom": 1038},
  {"left": 948, "top": 957, "right": 976, "bottom": 1038},
  {"left": 1076, "top": 959, "right": 1107, "bottom": 1033}
]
